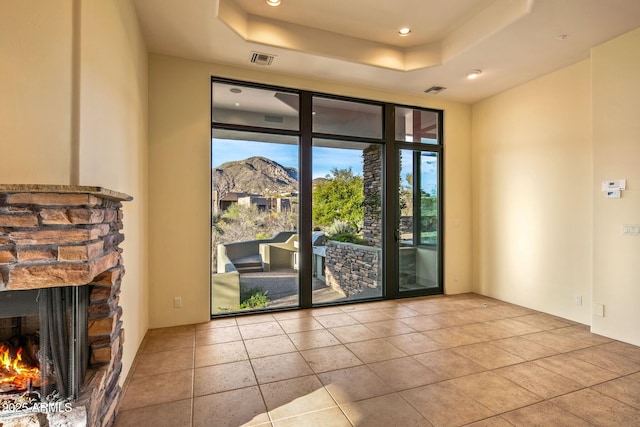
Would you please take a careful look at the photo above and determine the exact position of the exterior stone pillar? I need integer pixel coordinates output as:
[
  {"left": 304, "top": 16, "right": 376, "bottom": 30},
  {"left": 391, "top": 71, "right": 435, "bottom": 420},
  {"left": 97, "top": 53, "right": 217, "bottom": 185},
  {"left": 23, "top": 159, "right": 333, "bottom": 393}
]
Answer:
[{"left": 362, "top": 145, "right": 382, "bottom": 247}]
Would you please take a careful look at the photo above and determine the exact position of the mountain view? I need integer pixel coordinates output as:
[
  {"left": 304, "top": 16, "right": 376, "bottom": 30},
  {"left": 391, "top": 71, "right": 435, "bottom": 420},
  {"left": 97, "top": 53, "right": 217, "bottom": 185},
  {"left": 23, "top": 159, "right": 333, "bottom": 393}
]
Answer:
[
  {"left": 212, "top": 156, "right": 298, "bottom": 195},
  {"left": 212, "top": 156, "right": 333, "bottom": 196}
]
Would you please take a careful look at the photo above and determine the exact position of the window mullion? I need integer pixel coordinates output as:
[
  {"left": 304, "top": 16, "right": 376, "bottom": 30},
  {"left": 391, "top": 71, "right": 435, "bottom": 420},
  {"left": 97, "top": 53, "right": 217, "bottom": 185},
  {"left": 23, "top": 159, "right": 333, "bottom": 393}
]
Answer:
[{"left": 298, "top": 91, "right": 313, "bottom": 308}]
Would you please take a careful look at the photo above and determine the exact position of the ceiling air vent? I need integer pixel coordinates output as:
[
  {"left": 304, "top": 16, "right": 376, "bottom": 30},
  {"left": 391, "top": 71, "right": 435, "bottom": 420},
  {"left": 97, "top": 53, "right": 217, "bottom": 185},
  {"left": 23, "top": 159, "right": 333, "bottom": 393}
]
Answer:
[
  {"left": 264, "top": 114, "right": 284, "bottom": 123},
  {"left": 250, "top": 52, "right": 275, "bottom": 66},
  {"left": 424, "top": 85, "right": 446, "bottom": 95}
]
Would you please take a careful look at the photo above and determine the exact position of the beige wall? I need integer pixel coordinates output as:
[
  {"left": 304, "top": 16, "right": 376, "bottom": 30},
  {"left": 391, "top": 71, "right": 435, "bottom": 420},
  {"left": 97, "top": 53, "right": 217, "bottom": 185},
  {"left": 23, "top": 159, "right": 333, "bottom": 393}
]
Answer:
[
  {"left": 471, "top": 27, "right": 640, "bottom": 344},
  {"left": 79, "top": 1, "right": 149, "bottom": 382},
  {"left": 0, "top": 1, "right": 74, "bottom": 184},
  {"left": 471, "top": 60, "right": 593, "bottom": 324},
  {"left": 148, "top": 54, "right": 472, "bottom": 328},
  {"left": 592, "top": 28, "right": 640, "bottom": 346},
  {"left": 0, "top": 0, "right": 148, "bottom": 381}
]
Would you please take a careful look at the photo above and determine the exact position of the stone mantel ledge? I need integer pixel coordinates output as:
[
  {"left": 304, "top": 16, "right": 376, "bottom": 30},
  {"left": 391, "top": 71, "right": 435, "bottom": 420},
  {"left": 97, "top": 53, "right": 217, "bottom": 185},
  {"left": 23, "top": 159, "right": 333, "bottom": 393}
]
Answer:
[
  {"left": 0, "top": 186, "right": 131, "bottom": 291},
  {"left": 0, "top": 184, "right": 132, "bottom": 202}
]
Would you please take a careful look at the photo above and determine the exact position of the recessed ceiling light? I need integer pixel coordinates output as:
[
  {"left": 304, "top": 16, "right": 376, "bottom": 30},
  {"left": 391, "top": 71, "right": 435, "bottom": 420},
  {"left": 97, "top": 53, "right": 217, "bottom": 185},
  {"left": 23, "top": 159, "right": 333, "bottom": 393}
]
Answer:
[
  {"left": 234, "top": 102, "right": 240, "bottom": 107},
  {"left": 398, "top": 27, "right": 411, "bottom": 37},
  {"left": 558, "top": 34, "right": 568, "bottom": 40},
  {"left": 466, "top": 69, "right": 482, "bottom": 80},
  {"left": 230, "top": 88, "right": 242, "bottom": 94},
  {"left": 266, "top": 0, "right": 281, "bottom": 6}
]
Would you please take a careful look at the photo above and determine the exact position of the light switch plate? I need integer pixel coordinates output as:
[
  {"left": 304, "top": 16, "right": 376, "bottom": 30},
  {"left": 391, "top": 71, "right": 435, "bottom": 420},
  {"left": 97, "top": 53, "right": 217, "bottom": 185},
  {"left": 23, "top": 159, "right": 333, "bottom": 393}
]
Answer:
[{"left": 602, "top": 179, "right": 626, "bottom": 191}]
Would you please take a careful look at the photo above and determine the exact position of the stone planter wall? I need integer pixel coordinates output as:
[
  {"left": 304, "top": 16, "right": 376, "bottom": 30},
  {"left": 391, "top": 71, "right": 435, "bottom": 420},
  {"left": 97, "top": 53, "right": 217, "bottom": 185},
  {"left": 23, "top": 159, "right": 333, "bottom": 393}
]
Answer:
[
  {"left": 324, "top": 241, "right": 381, "bottom": 297},
  {"left": 0, "top": 185, "right": 131, "bottom": 427}
]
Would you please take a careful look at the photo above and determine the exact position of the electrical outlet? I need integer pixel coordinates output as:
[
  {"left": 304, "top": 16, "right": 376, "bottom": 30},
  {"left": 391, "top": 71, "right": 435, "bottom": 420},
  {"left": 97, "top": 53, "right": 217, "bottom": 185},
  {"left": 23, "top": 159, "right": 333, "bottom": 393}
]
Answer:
[
  {"left": 173, "top": 297, "right": 182, "bottom": 308},
  {"left": 593, "top": 303, "right": 605, "bottom": 317}
]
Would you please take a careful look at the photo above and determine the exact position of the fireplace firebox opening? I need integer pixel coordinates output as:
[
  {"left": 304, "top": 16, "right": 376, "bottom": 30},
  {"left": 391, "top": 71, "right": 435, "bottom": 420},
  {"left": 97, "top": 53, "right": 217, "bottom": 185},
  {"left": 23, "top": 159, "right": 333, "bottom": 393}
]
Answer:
[{"left": 0, "top": 287, "right": 89, "bottom": 412}]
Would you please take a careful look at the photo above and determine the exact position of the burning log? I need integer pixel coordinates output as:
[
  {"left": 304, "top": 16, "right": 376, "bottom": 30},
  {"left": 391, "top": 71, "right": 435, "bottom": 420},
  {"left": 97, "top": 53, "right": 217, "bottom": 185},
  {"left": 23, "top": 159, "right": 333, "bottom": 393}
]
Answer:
[{"left": 0, "top": 341, "right": 42, "bottom": 393}]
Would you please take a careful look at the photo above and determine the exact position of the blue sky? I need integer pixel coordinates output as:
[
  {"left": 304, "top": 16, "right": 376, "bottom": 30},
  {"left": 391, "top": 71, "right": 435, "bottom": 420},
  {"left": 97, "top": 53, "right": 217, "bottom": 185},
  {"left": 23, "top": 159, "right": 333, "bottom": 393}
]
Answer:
[
  {"left": 211, "top": 139, "right": 438, "bottom": 191},
  {"left": 212, "top": 139, "right": 298, "bottom": 169},
  {"left": 400, "top": 150, "right": 438, "bottom": 196}
]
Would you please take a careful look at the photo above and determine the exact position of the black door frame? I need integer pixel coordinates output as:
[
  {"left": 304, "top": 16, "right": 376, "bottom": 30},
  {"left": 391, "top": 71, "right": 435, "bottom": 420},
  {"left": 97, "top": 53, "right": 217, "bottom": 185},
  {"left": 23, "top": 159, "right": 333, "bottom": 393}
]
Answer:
[{"left": 211, "top": 77, "right": 444, "bottom": 316}]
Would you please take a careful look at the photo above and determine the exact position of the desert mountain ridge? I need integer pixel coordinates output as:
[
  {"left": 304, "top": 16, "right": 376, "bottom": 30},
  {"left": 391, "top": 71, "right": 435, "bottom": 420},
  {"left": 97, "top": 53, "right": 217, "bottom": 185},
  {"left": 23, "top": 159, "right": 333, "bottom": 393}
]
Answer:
[
  {"left": 212, "top": 156, "right": 335, "bottom": 196},
  {"left": 212, "top": 156, "right": 298, "bottom": 195}
]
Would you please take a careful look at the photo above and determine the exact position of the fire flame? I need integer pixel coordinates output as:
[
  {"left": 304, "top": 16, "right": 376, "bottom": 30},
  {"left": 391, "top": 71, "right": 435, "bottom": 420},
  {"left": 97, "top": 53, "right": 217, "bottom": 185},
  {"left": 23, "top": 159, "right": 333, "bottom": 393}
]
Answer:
[{"left": 0, "top": 343, "right": 41, "bottom": 391}]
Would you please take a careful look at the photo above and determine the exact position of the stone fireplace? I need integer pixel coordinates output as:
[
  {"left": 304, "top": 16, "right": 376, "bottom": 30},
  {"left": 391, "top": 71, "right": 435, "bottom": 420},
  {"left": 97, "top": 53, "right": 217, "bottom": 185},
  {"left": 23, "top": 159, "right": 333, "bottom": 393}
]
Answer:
[{"left": 0, "top": 185, "right": 131, "bottom": 427}]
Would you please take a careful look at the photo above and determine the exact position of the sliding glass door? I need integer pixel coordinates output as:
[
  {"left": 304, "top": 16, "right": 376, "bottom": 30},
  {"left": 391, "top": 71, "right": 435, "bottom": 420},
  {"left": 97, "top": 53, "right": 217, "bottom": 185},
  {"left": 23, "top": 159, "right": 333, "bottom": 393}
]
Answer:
[
  {"left": 311, "top": 141, "right": 383, "bottom": 304},
  {"left": 398, "top": 150, "right": 440, "bottom": 292},
  {"left": 210, "top": 77, "right": 443, "bottom": 316},
  {"left": 394, "top": 107, "right": 443, "bottom": 296}
]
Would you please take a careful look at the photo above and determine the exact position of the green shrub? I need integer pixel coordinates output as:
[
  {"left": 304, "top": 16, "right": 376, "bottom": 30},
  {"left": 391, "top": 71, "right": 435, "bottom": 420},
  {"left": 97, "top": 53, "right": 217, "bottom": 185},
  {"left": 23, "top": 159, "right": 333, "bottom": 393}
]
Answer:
[
  {"left": 326, "top": 220, "right": 354, "bottom": 235},
  {"left": 240, "top": 287, "right": 270, "bottom": 309},
  {"left": 328, "top": 232, "right": 366, "bottom": 245}
]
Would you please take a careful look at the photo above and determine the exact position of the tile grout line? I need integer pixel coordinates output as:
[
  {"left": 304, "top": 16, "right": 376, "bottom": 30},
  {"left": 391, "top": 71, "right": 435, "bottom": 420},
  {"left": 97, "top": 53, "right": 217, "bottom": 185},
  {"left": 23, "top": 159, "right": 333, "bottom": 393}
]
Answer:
[
  {"left": 115, "top": 295, "right": 640, "bottom": 426},
  {"left": 190, "top": 330, "right": 196, "bottom": 427}
]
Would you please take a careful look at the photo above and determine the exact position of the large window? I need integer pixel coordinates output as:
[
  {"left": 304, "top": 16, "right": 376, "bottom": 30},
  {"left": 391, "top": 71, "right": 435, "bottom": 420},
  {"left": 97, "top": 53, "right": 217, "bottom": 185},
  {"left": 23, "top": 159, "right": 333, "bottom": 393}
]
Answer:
[{"left": 211, "top": 78, "right": 443, "bottom": 316}]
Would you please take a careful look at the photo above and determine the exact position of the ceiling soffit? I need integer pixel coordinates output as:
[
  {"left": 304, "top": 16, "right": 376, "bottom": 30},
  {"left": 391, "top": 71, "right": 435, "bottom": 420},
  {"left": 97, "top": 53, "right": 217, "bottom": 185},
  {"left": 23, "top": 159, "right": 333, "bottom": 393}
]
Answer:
[{"left": 217, "top": 0, "right": 534, "bottom": 71}]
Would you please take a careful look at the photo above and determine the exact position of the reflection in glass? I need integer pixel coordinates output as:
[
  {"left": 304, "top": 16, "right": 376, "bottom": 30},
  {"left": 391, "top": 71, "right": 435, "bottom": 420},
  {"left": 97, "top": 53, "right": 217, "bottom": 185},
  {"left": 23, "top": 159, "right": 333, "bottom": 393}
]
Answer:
[
  {"left": 313, "top": 97, "right": 382, "bottom": 139},
  {"left": 399, "top": 149, "right": 439, "bottom": 291},
  {"left": 211, "top": 82, "right": 299, "bottom": 131},
  {"left": 395, "top": 107, "right": 439, "bottom": 144}
]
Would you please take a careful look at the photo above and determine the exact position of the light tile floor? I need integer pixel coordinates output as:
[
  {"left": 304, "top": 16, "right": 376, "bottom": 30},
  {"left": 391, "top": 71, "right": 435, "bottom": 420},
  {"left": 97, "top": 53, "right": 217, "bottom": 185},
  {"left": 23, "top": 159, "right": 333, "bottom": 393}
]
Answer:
[{"left": 114, "top": 294, "right": 640, "bottom": 426}]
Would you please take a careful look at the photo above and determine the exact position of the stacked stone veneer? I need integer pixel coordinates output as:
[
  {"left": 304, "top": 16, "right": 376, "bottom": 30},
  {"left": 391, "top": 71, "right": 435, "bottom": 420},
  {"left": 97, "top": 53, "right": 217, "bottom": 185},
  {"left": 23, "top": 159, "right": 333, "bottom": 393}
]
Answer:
[
  {"left": 0, "top": 185, "right": 131, "bottom": 427},
  {"left": 361, "top": 145, "right": 382, "bottom": 247},
  {"left": 324, "top": 241, "right": 381, "bottom": 296}
]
